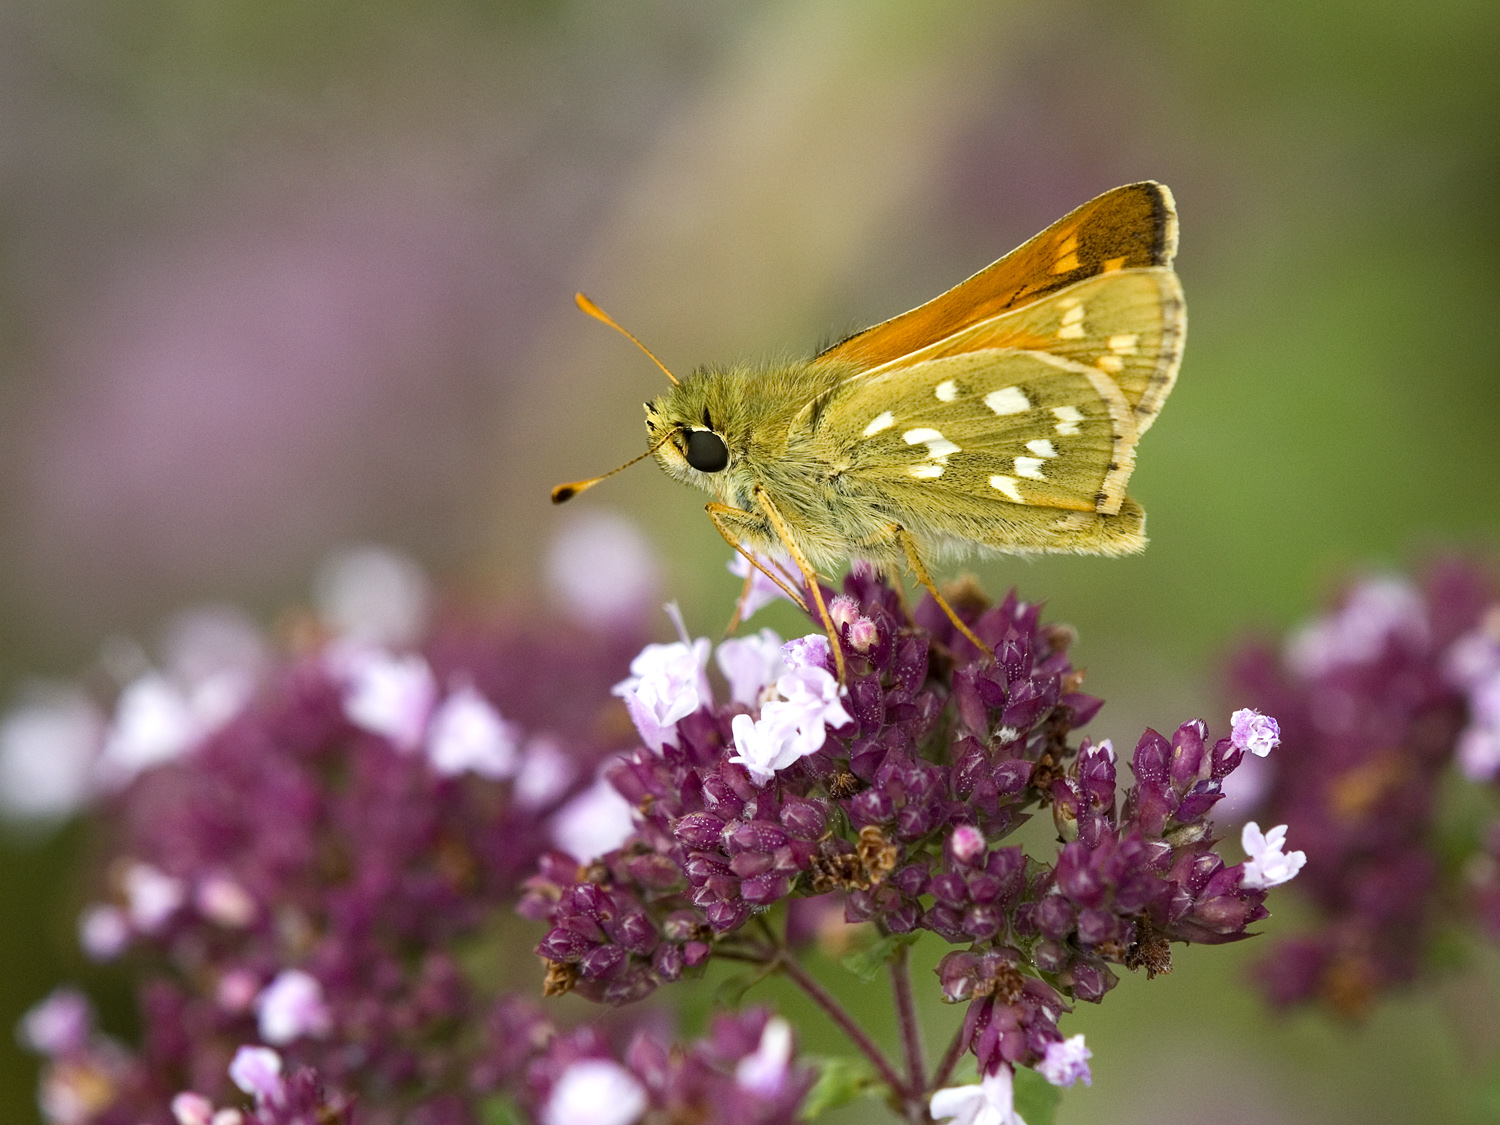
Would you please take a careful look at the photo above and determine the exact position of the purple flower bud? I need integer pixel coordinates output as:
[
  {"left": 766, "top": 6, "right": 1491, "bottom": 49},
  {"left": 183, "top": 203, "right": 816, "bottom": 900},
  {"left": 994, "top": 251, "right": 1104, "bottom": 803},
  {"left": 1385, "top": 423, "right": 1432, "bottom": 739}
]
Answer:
[
  {"left": 705, "top": 901, "right": 750, "bottom": 932},
  {"left": 962, "top": 904, "right": 1003, "bottom": 939},
  {"left": 651, "top": 943, "right": 684, "bottom": 982},
  {"left": 537, "top": 928, "right": 593, "bottom": 962},
  {"left": 728, "top": 820, "right": 789, "bottom": 855},
  {"left": 779, "top": 797, "right": 827, "bottom": 839},
  {"left": 1032, "top": 895, "right": 1075, "bottom": 940},
  {"left": 829, "top": 596, "right": 861, "bottom": 631},
  {"left": 848, "top": 618, "right": 879, "bottom": 653},
  {"left": 579, "top": 944, "right": 627, "bottom": 981},
  {"left": 1168, "top": 719, "right": 1207, "bottom": 787},
  {"left": 674, "top": 813, "right": 727, "bottom": 850},
  {"left": 737, "top": 873, "right": 789, "bottom": 906}
]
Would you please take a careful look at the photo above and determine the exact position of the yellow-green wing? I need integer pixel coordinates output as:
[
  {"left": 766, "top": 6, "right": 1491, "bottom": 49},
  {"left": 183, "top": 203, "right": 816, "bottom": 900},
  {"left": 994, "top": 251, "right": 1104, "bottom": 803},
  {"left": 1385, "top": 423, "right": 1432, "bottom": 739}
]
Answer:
[{"left": 814, "top": 267, "right": 1184, "bottom": 556}]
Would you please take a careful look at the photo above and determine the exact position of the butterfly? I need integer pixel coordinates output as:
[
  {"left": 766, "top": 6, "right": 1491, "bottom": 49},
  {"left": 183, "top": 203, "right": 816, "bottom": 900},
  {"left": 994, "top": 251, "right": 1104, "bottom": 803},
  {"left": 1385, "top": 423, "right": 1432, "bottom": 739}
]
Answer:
[{"left": 553, "top": 182, "right": 1184, "bottom": 678}]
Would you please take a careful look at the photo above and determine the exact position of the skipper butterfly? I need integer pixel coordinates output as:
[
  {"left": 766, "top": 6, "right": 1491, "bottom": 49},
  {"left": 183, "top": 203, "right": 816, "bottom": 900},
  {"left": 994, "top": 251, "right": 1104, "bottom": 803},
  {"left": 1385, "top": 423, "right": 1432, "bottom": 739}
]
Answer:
[{"left": 553, "top": 182, "right": 1184, "bottom": 677}]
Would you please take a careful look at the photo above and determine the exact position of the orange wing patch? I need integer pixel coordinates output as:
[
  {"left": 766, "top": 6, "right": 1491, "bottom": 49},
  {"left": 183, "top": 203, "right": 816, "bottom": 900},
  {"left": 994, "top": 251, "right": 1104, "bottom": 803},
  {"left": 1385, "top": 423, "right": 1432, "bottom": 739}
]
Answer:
[{"left": 814, "top": 182, "right": 1177, "bottom": 371}]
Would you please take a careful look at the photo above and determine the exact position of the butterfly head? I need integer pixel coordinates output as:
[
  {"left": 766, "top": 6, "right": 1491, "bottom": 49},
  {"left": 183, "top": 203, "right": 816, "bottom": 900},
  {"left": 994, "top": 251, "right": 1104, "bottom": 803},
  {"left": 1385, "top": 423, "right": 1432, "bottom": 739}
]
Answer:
[{"left": 645, "top": 384, "right": 733, "bottom": 485}]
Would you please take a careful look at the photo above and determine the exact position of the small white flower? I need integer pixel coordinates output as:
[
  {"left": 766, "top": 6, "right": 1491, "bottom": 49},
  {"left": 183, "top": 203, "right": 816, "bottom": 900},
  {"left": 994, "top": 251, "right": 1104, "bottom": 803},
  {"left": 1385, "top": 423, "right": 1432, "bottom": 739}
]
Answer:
[
  {"left": 19, "top": 988, "right": 93, "bottom": 1057},
  {"left": 99, "top": 674, "right": 202, "bottom": 780},
  {"left": 1240, "top": 821, "right": 1307, "bottom": 889},
  {"left": 734, "top": 1017, "right": 793, "bottom": 1097},
  {"left": 544, "top": 1058, "right": 648, "bottom": 1125},
  {"left": 949, "top": 824, "right": 987, "bottom": 865},
  {"left": 728, "top": 551, "right": 793, "bottom": 621},
  {"left": 341, "top": 650, "right": 438, "bottom": 750},
  {"left": 611, "top": 638, "right": 711, "bottom": 752},
  {"left": 1458, "top": 725, "right": 1500, "bottom": 782},
  {"left": 216, "top": 970, "right": 260, "bottom": 1013},
  {"left": 781, "top": 633, "right": 832, "bottom": 672},
  {"left": 1037, "top": 1034, "right": 1092, "bottom": 1087},
  {"left": 548, "top": 511, "right": 660, "bottom": 628},
  {"left": 728, "top": 660, "right": 851, "bottom": 786},
  {"left": 78, "top": 903, "right": 130, "bottom": 961},
  {"left": 0, "top": 689, "right": 104, "bottom": 824},
  {"left": 315, "top": 546, "right": 431, "bottom": 648},
  {"left": 1285, "top": 577, "right": 1429, "bottom": 678},
  {"left": 550, "top": 775, "right": 636, "bottom": 862},
  {"left": 425, "top": 685, "right": 521, "bottom": 779},
  {"left": 513, "top": 736, "right": 577, "bottom": 809},
  {"left": 195, "top": 875, "right": 257, "bottom": 928},
  {"left": 1230, "top": 708, "right": 1281, "bottom": 757},
  {"left": 1473, "top": 673, "right": 1500, "bottom": 729},
  {"left": 1444, "top": 629, "right": 1500, "bottom": 691},
  {"left": 715, "top": 629, "right": 786, "bottom": 707},
  {"left": 123, "top": 862, "right": 186, "bottom": 933},
  {"left": 255, "top": 969, "right": 332, "bottom": 1045},
  {"left": 228, "top": 1045, "right": 284, "bottom": 1104},
  {"left": 171, "top": 1092, "right": 215, "bottom": 1125},
  {"left": 774, "top": 663, "right": 851, "bottom": 744},
  {"left": 929, "top": 1065, "right": 1026, "bottom": 1125}
]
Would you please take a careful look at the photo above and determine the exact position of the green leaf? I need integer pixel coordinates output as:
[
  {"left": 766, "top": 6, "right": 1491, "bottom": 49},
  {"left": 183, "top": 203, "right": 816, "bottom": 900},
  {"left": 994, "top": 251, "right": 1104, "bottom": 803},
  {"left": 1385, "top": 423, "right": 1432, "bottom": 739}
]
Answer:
[
  {"left": 839, "top": 932, "right": 921, "bottom": 983},
  {"left": 477, "top": 1094, "right": 523, "bottom": 1125},
  {"left": 799, "top": 1055, "right": 883, "bottom": 1119},
  {"left": 1013, "top": 1067, "right": 1062, "bottom": 1125},
  {"left": 715, "top": 959, "right": 778, "bottom": 1007}
]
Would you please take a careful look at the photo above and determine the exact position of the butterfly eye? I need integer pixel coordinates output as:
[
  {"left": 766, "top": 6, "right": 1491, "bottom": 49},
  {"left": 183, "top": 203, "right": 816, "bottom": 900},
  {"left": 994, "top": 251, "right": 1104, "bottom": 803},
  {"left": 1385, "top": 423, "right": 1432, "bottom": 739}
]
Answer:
[{"left": 684, "top": 429, "right": 729, "bottom": 473}]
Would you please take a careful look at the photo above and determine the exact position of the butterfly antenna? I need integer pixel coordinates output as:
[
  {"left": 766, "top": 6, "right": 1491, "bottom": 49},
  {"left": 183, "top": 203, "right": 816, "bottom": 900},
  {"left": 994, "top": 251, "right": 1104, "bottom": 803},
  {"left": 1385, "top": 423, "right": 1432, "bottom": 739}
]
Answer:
[
  {"left": 575, "top": 292, "right": 679, "bottom": 386},
  {"left": 551, "top": 430, "right": 675, "bottom": 504}
]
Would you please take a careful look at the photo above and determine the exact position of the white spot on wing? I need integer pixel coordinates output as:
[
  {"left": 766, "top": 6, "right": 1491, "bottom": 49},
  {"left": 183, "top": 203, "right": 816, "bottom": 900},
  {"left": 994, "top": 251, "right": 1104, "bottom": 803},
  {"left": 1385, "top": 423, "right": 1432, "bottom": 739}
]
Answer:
[
  {"left": 1051, "top": 406, "right": 1083, "bottom": 436},
  {"left": 862, "top": 411, "right": 895, "bottom": 438},
  {"left": 1108, "top": 334, "right": 1139, "bottom": 355},
  {"left": 1096, "top": 355, "right": 1124, "bottom": 373},
  {"left": 989, "top": 475, "right": 1023, "bottom": 502},
  {"left": 925, "top": 439, "right": 960, "bottom": 459},
  {"left": 903, "top": 428, "right": 943, "bottom": 444},
  {"left": 1057, "top": 303, "right": 1086, "bottom": 339},
  {"left": 909, "top": 464, "right": 944, "bottom": 479},
  {"left": 1015, "top": 456, "right": 1046, "bottom": 480},
  {"left": 1026, "top": 439, "right": 1057, "bottom": 458},
  {"left": 984, "top": 387, "right": 1029, "bottom": 416},
  {"left": 934, "top": 379, "right": 959, "bottom": 402}
]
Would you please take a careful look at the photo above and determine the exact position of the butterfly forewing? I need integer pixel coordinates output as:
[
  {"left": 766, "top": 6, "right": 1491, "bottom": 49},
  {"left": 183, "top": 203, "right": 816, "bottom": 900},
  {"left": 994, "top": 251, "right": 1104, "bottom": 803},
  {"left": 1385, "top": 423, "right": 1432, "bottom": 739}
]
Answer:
[{"left": 814, "top": 182, "right": 1177, "bottom": 372}]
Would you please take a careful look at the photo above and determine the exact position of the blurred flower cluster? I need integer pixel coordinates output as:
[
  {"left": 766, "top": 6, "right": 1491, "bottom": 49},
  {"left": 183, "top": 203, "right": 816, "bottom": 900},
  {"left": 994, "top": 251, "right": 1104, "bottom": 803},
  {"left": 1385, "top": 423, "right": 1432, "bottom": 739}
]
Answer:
[
  {"left": 7, "top": 535, "right": 1309, "bottom": 1125},
  {"left": 522, "top": 558, "right": 1302, "bottom": 1122},
  {"left": 1229, "top": 557, "right": 1500, "bottom": 1017}
]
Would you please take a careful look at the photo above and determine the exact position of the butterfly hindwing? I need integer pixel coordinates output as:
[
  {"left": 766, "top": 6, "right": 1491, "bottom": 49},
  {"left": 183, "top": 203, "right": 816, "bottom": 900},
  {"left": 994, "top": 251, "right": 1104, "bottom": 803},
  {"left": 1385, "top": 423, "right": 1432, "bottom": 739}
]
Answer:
[{"left": 814, "top": 182, "right": 1177, "bottom": 372}]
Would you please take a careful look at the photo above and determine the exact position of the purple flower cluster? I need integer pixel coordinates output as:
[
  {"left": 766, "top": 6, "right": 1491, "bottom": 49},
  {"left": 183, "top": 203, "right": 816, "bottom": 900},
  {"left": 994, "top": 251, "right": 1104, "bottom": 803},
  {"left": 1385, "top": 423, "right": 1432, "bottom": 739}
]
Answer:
[
  {"left": 17, "top": 599, "right": 642, "bottom": 1124},
  {"left": 525, "top": 564, "right": 1297, "bottom": 1098},
  {"left": 1229, "top": 558, "right": 1499, "bottom": 1015}
]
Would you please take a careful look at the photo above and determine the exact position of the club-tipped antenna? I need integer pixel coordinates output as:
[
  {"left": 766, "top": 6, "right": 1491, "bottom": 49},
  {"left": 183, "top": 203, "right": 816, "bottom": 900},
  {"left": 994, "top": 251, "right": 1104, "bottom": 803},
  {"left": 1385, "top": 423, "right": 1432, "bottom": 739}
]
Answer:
[
  {"left": 551, "top": 429, "right": 676, "bottom": 505},
  {"left": 575, "top": 292, "right": 679, "bottom": 386}
]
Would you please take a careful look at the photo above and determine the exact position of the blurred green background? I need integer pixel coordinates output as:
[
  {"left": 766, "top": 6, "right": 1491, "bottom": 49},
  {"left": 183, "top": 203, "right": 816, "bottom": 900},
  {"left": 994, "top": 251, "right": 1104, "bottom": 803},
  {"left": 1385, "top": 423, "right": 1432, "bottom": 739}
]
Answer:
[{"left": 2, "top": 0, "right": 1498, "bottom": 1120}]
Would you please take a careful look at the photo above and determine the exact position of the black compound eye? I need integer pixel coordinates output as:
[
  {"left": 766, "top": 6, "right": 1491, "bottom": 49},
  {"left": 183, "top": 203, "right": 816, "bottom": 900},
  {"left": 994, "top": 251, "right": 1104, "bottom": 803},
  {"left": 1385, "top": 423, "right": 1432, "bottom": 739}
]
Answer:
[{"left": 684, "top": 428, "right": 729, "bottom": 473}]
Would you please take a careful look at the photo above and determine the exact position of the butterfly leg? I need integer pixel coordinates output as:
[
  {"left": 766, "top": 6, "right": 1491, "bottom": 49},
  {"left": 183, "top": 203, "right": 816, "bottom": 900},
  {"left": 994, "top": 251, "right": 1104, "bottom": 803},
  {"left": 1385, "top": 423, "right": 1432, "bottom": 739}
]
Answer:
[
  {"left": 747, "top": 488, "right": 848, "bottom": 683},
  {"left": 704, "top": 503, "right": 811, "bottom": 615},
  {"left": 892, "top": 526, "right": 994, "bottom": 657},
  {"left": 725, "top": 568, "right": 756, "bottom": 636}
]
